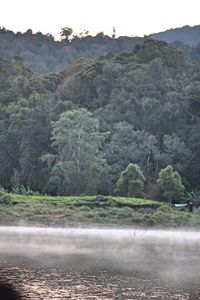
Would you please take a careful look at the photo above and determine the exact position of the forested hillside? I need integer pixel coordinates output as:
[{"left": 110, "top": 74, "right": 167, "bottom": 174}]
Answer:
[
  {"left": 0, "top": 27, "right": 143, "bottom": 74},
  {"left": 0, "top": 40, "right": 200, "bottom": 197},
  {"left": 1, "top": 25, "right": 200, "bottom": 74},
  {"left": 149, "top": 25, "right": 200, "bottom": 46}
]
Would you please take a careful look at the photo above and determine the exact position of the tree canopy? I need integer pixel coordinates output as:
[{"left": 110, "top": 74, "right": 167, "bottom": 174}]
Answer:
[
  {"left": 47, "top": 108, "right": 109, "bottom": 195},
  {"left": 157, "top": 165, "right": 185, "bottom": 202},
  {"left": 1, "top": 25, "right": 200, "bottom": 74},
  {"left": 0, "top": 40, "right": 200, "bottom": 197},
  {"left": 115, "top": 163, "right": 145, "bottom": 197}
]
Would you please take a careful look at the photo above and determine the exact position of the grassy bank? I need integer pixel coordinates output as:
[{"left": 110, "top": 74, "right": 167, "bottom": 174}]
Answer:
[{"left": 0, "top": 191, "right": 199, "bottom": 227}]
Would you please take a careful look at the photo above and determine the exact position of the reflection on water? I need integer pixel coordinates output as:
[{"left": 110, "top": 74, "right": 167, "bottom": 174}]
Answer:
[{"left": 0, "top": 226, "right": 200, "bottom": 299}]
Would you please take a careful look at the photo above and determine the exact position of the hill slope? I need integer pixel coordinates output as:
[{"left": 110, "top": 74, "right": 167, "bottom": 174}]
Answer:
[
  {"left": 149, "top": 25, "right": 200, "bottom": 46},
  {"left": 0, "top": 41, "right": 200, "bottom": 196},
  {"left": 1, "top": 25, "right": 200, "bottom": 74}
]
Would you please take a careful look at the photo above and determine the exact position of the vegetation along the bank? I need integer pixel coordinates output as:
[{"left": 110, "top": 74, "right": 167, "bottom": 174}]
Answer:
[{"left": 0, "top": 189, "right": 199, "bottom": 227}]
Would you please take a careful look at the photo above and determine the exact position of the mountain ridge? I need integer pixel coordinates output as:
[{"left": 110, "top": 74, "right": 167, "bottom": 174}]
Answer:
[{"left": 1, "top": 24, "right": 200, "bottom": 74}]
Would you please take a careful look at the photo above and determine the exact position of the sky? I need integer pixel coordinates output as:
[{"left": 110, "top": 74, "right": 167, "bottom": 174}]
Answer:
[{"left": 0, "top": 0, "right": 200, "bottom": 39}]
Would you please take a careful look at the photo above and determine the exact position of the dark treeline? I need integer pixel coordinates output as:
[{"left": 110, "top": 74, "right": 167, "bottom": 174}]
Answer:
[
  {"left": 0, "top": 40, "right": 200, "bottom": 197},
  {"left": 1, "top": 25, "right": 200, "bottom": 75},
  {"left": 0, "top": 26, "right": 143, "bottom": 74}
]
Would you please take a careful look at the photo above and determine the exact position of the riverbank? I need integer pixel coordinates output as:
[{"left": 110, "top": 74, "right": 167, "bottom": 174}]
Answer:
[{"left": 0, "top": 191, "right": 199, "bottom": 227}]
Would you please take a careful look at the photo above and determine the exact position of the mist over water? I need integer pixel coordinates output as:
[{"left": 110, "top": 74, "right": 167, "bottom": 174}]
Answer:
[
  {"left": 1, "top": 226, "right": 200, "bottom": 299},
  {"left": 0, "top": 226, "right": 200, "bottom": 280}
]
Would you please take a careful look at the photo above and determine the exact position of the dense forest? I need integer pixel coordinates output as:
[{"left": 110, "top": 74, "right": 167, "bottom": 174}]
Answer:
[
  {"left": 0, "top": 26, "right": 143, "bottom": 74},
  {"left": 0, "top": 37, "right": 200, "bottom": 198},
  {"left": 149, "top": 25, "right": 200, "bottom": 46},
  {"left": 1, "top": 25, "right": 200, "bottom": 74}
]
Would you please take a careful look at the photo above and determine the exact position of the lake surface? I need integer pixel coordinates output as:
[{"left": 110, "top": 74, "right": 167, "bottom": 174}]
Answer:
[{"left": 0, "top": 226, "right": 200, "bottom": 299}]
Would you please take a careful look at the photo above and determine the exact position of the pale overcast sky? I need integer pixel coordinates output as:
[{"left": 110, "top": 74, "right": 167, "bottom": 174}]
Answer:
[{"left": 0, "top": 0, "right": 200, "bottom": 39}]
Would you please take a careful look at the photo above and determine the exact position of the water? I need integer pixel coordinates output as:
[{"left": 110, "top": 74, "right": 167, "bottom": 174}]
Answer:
[{"left": 0, "top": 226, "right": 200, "bottom": 299}]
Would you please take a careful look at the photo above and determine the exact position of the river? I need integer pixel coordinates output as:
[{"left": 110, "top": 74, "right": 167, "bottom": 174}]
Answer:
[{"left": 0, "top": 226, "right": 199, "bottom": 299}]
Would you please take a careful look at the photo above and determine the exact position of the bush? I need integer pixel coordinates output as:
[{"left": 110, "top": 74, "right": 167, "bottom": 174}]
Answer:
[
  {"left": 0, "top": 188, "right": 11, "bottom": 204},
  {"left": 145, "top": 216, "right": 157, "bottom": 226},
  {"left": 185, "top": 189, "right": 200, "bottom": 202},
  {"left": 12, "top": 185, "right": 33, "bottom": 195}
]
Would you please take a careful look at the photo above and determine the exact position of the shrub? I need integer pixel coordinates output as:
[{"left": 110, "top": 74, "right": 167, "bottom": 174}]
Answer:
[
  {"left": 0, "top": 188, "right": 11, "bottom": 204},
  {"left": 12, "top": 185, "right": 33, "bottom": 195},
  {"left": 145, "top": 216, "right": 157, "bottom": 226},
  {"left": 185, "top": 189, "right": 200, "bottom": 201}
]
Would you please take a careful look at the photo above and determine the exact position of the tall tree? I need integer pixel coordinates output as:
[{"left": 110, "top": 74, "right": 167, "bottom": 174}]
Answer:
[
  {"left": 157, "top": 165, "right": 185, "bottom": 202},
  {"left": 115, "top": 163, "right": 145, "bottom": 197},
  {"left": 50, "top": 108, "right": 109, "bottom": 195},
  {"left": 60, "top": 27, "right": 73, "bottom": 41}
]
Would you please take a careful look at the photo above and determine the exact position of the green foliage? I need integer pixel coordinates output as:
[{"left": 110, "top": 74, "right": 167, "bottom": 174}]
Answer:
[
  {"left": 157, "top": 165, "right": 185, "bottom": 202},
  {"left": 49, "top": 108, "right": 109, "bottom": 195},
  {"left": 86, "top": 160, "right": 110, "bottom": 195},
  {"left": 0, "top": 40, "right": 200, "bottom": 196},
  {"left": 106, "top": 123, "right": 160, "bottom": 183},
  {"left": 47, "top": 162, "right": 71, "bottom": 195},
  {"left": 115, "top": 163, "right": 145, "bottom": 197},
  {"left": 60, "top": 27, "right": 73, "bottom": 41},
  {"left": 0, "top": 188, "right": 11, "bottom": 204},
  {"left": 1, "top": 192, "right": 199, "bottom": 227},
  {"left": 1, "top": 25, "right": 200, "bottom": 74},
  {"left": 0, "top": 26, "right": 142, "bottom": 74},
  {"left": 109, "top": 196, "right": 159, "bottom": 208},
  {"left": 11, "top": 185, "right": 33, "bottom": 196},
  {"left": 185, "top": 190, "right": 200, "bottom": 201},
  {"left": 161, "top": 134, "right": 191, "bottom": 174}
]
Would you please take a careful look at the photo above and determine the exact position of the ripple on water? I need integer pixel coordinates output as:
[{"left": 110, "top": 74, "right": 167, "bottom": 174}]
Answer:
[{"left": 0, "top": 226, "right": 199, "bottom": 299}]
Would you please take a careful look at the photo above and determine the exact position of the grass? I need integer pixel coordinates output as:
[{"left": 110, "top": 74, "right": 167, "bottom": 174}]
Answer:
[
  {"left": 10, "top": 194, "right": 160, "bottom": 207},
  {"left": 108, "top": 196, "right": 160, "bottom": 208},
  {"left": 0, "top": 192, "right": 199, "bottom": 227}
]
